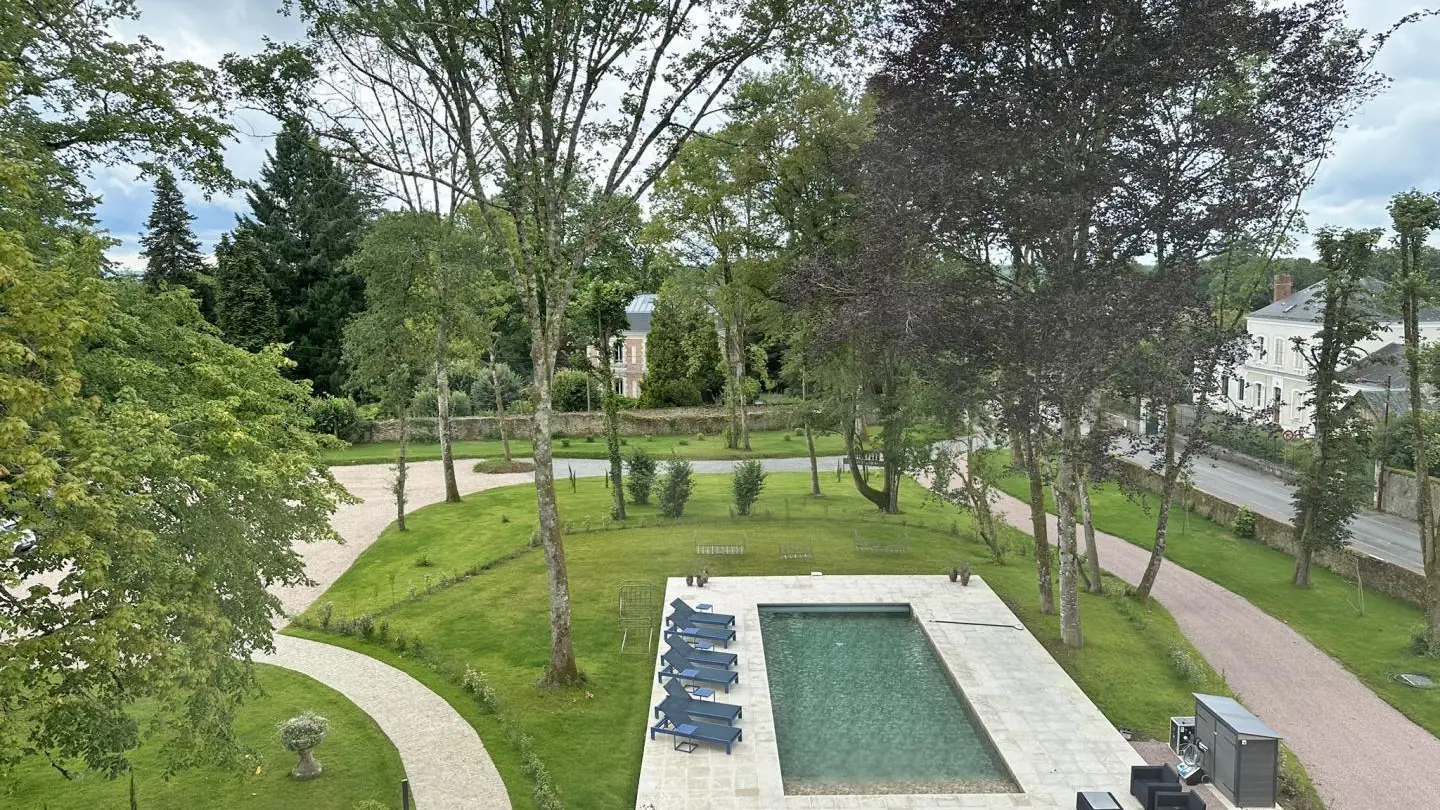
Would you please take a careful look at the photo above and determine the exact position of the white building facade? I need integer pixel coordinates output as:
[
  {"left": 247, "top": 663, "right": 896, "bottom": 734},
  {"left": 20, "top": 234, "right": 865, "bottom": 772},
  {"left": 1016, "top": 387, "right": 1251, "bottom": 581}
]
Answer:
[{"left": 1224, "top": 275, "right": 1440, "bottom": 432}]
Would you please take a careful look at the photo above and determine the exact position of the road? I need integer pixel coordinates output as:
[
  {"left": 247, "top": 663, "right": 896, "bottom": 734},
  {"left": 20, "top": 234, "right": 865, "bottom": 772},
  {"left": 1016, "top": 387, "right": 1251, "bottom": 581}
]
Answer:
[{"left": 1123, "top": 446, "right": 1424, "bottom": 572}]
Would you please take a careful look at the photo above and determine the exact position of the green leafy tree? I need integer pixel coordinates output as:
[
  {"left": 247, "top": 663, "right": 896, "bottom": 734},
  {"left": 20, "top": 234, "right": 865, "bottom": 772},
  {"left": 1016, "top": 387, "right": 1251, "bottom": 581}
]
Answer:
[
  {"left": 1292, "top": 228, "right": 1383, "bottom": 585},
  {"left": 732, "top": 459, "right": 767, "bottom": 516},
  {"left": 139, "top": 167, "right": 205, "bottom": 294},
  {"left": 230, "top": 0, "right": 871, "bottom": 688},
  {"left": 0, "top": 0, "right": 233, "bottom": 238},
  {"left": 1387, "top": 190, "right": 1440, "bottom": 650},
  {"left": 626, "top": 448, "right": 658, "bottom": 505},
  {"left": 572, "top": 277, "right": 637, "bottom": 519},
  {"left": 639, "top": 291, "right": 719, "bottom": 407},
  {"left": 214, "top": 231, "right": 279, "bottom": 351},
  {"left": 659, "top": 457, "right": 696, "bottom": 518},
  {"left": 237, "top": 118, "right": 370, "bottom": 395}
]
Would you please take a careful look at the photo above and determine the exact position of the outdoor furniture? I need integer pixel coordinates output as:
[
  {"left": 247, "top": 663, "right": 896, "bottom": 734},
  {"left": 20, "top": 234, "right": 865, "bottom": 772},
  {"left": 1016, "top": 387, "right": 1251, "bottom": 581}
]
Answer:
[
  {"left": 658, "top": 653, "right": 739, "bottom": 692},
  {"left": 669, "top": 598, "right": 736, "bottom": 629},
  {"left": 1130, "top": 764, "right": 1182, "bottom": 810},
  {"left": 663, "top": 637, "right": 737, "bottom": 669},
  {"left": 663, "top": 622, "right": 735, "bottom": 648},
  {"left": 652, "top": 681, "right": 742, "bottom": 726},
  {"left": 651, "top": 706, "right": 743, "bottom": 754},
  {"left": 779, "top": 541, "right": 812, "bottom": 560},
  {"left": 670, "top": 723, "right": 699, "bottom": 753},
  {"left": 1153, "top": 791, "right": 1206, "bottom": 810},
  {"left": 695, "top": 538, "right": 746, "bottom": 556},
  {"left": 1076, "top": 792, "right": 1123, "bottom": 810}
]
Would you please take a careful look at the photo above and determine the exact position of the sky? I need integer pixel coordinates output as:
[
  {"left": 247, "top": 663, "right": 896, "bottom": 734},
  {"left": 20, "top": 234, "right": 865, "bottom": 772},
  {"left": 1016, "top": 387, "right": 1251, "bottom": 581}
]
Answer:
[{"left": 96, "top": 0, "right": 1440, "bottom": 270}]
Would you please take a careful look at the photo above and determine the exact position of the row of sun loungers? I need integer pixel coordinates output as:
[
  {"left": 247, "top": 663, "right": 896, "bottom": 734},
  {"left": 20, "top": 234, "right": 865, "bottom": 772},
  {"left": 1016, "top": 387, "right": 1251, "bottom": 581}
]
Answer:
[{"left": 650, "top": 598, "right": 745, "bottom": 755}]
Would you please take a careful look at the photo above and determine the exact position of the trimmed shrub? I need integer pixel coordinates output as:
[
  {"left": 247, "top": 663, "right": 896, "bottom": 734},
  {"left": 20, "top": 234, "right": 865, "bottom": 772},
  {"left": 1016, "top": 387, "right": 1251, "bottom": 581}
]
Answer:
[
  {"left": 470, "top": 363, "right": 528, "bottom": 411},
  {"left": 659, "top": 457, "right": 695, "bottom": 518},
  {"left": 309, "top": 395, "right": 362, "bottom": 441},
  {"left": 636, "top": 377, "right": 701, "bottom": 408},
  {"left": 448, "top": 390, "right": 474, "bottom": 417},
  {"left": 731, "top": 459, "right": 767, "bottom": 516},
  {"left": 626, "top": 447, "right": 657, "bottom": 505},
  {"left": 551, "top": 368, "right": 594, "bottom": 412},
  {"left": 1232, "top": 505, "right": 1256, "bottom": 539}
]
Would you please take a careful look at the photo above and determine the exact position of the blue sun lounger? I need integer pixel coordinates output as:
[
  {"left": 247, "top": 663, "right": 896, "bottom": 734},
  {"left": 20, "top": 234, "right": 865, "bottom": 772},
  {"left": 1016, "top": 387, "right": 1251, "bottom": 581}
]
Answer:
[
  {"left": 658, "top": 647, "right": 739, "bottom": 692},
  {"left": 663, "top": 622, "right": 735, "bottom": 648},
  {"left": 668, "top": 598, "right": 736, "bottom": 629},
  {"left": 651, "top": 704, "right": 743, "bottom": 754},
  {"left": 663, "top": 637, "right": 737, "bottom": 669},
  {"left": 653, "top": 680, "right": 743, "bottom": 726}
]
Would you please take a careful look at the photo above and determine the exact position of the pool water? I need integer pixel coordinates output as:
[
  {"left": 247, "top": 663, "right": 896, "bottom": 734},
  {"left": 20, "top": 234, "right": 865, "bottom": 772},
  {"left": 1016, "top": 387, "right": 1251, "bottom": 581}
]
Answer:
[{"left": 759, "top": 608, "right": 1017, "bottom": 795}]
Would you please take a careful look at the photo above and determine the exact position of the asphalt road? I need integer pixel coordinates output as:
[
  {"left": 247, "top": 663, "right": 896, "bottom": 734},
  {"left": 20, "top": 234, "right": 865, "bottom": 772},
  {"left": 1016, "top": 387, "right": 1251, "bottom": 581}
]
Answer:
[{"left": 1123, "top": 446, "right": 1424, "bottom": 572}]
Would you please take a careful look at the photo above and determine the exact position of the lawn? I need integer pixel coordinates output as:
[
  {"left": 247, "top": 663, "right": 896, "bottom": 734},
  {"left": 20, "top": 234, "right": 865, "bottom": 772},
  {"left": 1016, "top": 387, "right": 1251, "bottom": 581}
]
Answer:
[
  {"left": 321, "top": 428, "right": 847, "bottom": 465},
  {"left": 4, "top": 664, "right": 406, "bottom": 810},
  {"left": 986, "top": 450, "right": 1440, "bottom": 741},
  {"left": 286, "top": 472, "right": 1322, "bottom": 810}
]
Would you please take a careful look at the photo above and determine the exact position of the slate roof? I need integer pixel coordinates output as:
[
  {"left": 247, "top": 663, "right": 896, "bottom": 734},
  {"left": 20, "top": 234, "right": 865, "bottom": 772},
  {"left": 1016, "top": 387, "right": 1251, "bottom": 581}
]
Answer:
[
  {"left": 1250, "top": 278, "right": 1440, "bottom": 323},
  {"left": 1338, "top": 343, "right": 1407, "bottom": 385},
  {"left": 625, "top": 293, "right": 656, "bottom": 333},
  {"left": 1355, "top": 388, "right": 1415, "bottom": 419}
]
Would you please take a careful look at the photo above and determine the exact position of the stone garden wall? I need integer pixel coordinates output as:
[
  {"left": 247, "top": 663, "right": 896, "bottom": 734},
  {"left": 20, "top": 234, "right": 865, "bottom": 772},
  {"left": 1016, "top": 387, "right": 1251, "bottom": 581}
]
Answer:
[
  {"left": 365, "top": 406, "right": 798, "bottom": 443},
  {"left": 1117, "top": 459, "right": 1428, "bottom": 607},
  {"left": 1375, "top": 467, "right": 1440, "bottom": 523}
]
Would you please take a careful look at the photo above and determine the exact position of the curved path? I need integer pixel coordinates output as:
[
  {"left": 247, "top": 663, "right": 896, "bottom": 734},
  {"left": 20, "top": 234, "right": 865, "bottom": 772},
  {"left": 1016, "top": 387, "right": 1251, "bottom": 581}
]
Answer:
[
  {"left": 261, "top": 455, "right": 843, "bottom": 810},
  {"left": 983, "top": 484, "right": 1440, "bottom": 810},
  {"left": 255, "top": 635, "right": 509, "bottom": 810}
]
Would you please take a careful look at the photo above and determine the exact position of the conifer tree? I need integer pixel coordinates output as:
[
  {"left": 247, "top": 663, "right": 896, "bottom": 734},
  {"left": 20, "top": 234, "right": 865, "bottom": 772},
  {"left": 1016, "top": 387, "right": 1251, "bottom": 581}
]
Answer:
[
  {"left": 237, "top": 118, "right": 369, "bottom": 394},
  {"left": 140, "top": 167, "right": 205, "bottom": 292},
  {"left": 215, "top": 231, "right": 280, "bottom": 352}
]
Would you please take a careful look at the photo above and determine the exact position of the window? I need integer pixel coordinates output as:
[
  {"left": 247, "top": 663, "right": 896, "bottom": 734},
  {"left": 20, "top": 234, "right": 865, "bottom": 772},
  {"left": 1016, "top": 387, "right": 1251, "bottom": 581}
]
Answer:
[
  {"left": 1220, "top": 374, "right": 1230, "bottom": 399},
  {"left": 1253, "top": 383, "right": 1262, "bottom": 407},
  {"left": 1256, "top": 337, "right": 1268, "bottom": 360},
  {"left": 1274, "top": 338, "right": 1284, "bottom": 367},
  {"left": 1273, "top": 385, "right": 1282, "bottom": 404},
  {"left": 611, "top": 343, "right": 623, "bottom": 363},
  {"left": 614, "top": 378, "right": 624, "bottom": 395},
  {"left": 1292, "top": 345, "right": 1304, "bottom": 369}
]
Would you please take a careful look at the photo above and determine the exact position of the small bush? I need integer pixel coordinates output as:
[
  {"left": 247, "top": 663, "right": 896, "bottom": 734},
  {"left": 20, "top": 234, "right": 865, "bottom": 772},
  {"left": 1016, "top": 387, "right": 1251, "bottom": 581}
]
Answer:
[
  {"left": 415, "top": 553, "right": 433, "bottom": 568},
  {"left": 1168, "top": 646, "right": 1204, "bottom": 684},
  {"left": 584, "top": 435, "right": 596, "bottom": 443},
  {"left": 560, "top": 438, "right": 571, "bottom": 448},
  {"left": 783, "top": 433, "right": 792, "bottom": 442},
  {"left": 377, "top": 620, "right": 390, "bottom": 644},
  {"left": 354, "top": 801, "right": 390, "bottom": 810},
  {"left": 659, "top": 457, "right": 695, "bottom": 518},
  {"left": 309, "top": 395, "right": 362, "bottom": 442},
  {"left": 677, "top": 438, "right": 689, "bottom": 446},
  {"left": 317, "top": 601, "right": 334, "bottom": 630},
  {"left": 1232, "top": 505, "right": 1256, "bottom": 539},
  {"left": 355, "top": 614, "right": 375, "bottom": 641},
  {"left": 731, "top": 459, "right": 767, "bottom": 516},
  {"left": 627, "top": 447, "right": 658, "bottom": 505},
  {"left": 462, "top": 666, "right": 501, "bottom": 712},
  {"left": 448, "top": 390, "right": 474, "bottom": 417},
  {"left": 551, "top": 368, "right": 594, "bottom": 412}
]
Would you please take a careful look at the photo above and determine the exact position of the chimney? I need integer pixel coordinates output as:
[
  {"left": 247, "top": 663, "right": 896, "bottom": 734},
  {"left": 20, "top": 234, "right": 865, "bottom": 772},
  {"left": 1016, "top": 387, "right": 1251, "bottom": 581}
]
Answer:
[{"left": 1273, "top": 273, "right": 1293, "bottom": 303}]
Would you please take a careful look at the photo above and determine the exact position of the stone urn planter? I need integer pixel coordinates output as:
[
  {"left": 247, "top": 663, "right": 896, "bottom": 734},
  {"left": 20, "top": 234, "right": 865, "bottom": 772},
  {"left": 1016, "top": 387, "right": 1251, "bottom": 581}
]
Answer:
[
  {"left": 279, "top": 711, "right": 329, "bottom": 780},
  {"left": 959, "top": 563, "right": 972, "bottom": 586}
]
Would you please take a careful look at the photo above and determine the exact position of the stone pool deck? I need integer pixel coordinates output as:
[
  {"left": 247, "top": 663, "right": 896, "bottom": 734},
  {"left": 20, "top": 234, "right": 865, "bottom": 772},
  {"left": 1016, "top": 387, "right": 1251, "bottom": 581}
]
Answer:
[{"left": 635, "top": 575, "right": 1146, "bottom": 810}]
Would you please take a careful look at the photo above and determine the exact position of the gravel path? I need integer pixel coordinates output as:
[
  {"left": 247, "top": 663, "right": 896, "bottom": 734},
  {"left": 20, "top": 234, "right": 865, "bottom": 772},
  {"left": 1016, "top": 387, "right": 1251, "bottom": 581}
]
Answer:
[
  {"left": 255, "top": 635, "right": 510, "bottom": 810},
  {"left": 985, "top": 484, "right": 1440, "bottom": 810}
]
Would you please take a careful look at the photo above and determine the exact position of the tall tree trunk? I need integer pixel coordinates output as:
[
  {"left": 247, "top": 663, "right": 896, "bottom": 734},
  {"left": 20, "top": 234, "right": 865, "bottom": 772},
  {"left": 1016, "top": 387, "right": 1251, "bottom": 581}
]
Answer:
[
  {"left": 1023, "top": 424, "right": 1055, "bottom": 614},
  {"left": 436, "top": 326, "right": 460, "bottom": 503},
  {"left": 600, "top": 361, "right": 625, "bottom": 520},
  {"left": 490, "top": 347, "right": 512, "bottom": 462},
  {"left": 394, "top": 416, "right": 409, "bottom": 532},
  {"left": 531, "top": 337, "right": 581, "bottom": 686},
  {"left": 845, "top": 407, "right": 892, "bottom": 512},
  {"left": 1137, "top": 402, "right": 1180, "bottom": 601},
  {"left": 1078, "top": 473, "right": 1102, "bottom": 593},
  {"left": 1056, "top": 413, "right": 1083, "bottom": 647},
  {"left": 805, "top": 424, "right": 820, "bottom": 496}
]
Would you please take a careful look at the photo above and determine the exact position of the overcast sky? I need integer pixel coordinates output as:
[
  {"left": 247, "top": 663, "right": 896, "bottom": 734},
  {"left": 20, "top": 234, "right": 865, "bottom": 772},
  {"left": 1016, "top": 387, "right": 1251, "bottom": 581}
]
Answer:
[{"left": 97, "top": 0, "right": 1440, "bottom": 270}]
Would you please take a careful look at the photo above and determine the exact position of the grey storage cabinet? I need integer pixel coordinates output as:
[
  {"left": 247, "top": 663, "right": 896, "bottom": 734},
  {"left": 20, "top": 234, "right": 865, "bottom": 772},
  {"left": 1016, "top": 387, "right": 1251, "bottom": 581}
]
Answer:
[{"left": 1193, "top": 694, "right": 1281, "bottom": 808}]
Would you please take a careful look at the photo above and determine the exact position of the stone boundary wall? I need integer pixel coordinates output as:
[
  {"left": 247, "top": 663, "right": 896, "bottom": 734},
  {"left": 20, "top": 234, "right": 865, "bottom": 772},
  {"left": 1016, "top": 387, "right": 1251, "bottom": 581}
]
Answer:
[
  {"left": 1116, "top": 459, "right": 1428, "bottom": 607},
  {"left": 365, "top": 406, "right": 798, "bottom": 443},
  {"left": 1376, "top": 467, "right": 1440, "bottom": 522}
]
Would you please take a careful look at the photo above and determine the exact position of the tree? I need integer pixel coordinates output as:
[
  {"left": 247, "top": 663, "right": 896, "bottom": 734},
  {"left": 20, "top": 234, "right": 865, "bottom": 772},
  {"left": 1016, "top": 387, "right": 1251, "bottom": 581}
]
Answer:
[
  {"left": 1292, "top": 228, "right": 1383, "bottom": 585},
  {"left": 236, "top": 118, "right": 370, "bottom": 395},
  {"left": 871, "top": 0, "right": 1386, "bottom": 641},
  {"left": 572, "top": 277, "right": 636, "bottom": 520},
  {"left": 230, "top": 0, "right": 871, "bottom": 688},
  {"left": 0, "top": 0, "right": 233, "bottom": 237},
  {"left": 139, "top": 167, "right": 205, "bottom": 292},
  {"left": 639, "top": 291, "right": 716, "bottom": 407},
  {"left": 1385, "top": 191, "right": 1440, "bottom": 649},
  {"left": 3, "top": 273, "right": 348, "bottom": 781},
  {"left": 214, "top": 231, "right": 280, "bottom": 352}
]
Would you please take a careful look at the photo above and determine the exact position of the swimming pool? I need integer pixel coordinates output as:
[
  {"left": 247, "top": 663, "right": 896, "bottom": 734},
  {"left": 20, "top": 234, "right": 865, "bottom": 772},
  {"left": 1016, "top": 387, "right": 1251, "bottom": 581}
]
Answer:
[{"left": 759, "top": 605, "right": 1017, "bottom": 795}]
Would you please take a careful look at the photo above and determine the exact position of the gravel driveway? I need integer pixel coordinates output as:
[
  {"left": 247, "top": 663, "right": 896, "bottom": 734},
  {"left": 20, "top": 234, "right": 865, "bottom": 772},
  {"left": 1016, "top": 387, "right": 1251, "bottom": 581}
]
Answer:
[{"left": 984, "top": 484, "right": 1440, "bottom": 810}]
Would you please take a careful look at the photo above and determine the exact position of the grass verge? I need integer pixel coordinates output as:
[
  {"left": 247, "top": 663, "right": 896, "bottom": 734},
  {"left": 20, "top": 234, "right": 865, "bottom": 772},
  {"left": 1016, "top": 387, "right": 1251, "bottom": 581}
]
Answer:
[
  {"left": 4, "top": 664, "right": 406, "bottom": 810},
  {"left": 987, "top": 449, "right": 1440, "bottom": 742},
  {"left": 288, "top": 472, "right": 1323, "bottom": 809},
  {"left": 321, "top": 428, "right": 844, "bottom": 465}
]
